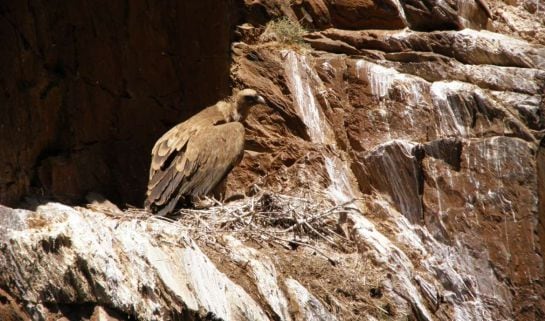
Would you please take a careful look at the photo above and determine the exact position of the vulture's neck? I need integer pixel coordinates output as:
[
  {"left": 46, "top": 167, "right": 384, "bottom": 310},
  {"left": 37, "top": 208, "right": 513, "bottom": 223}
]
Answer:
[{"left": 218, "top": 100, "right": 242, "bottom": 122}]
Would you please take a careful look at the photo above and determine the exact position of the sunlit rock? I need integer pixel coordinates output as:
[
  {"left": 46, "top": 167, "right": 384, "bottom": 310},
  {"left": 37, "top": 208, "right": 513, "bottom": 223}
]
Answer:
[{"left": 2, "top": 0, "right": 545, "bottom": 320}]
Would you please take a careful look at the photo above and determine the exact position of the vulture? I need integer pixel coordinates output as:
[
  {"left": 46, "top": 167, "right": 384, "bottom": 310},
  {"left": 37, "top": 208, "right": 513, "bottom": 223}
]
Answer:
[{"left": 145, "top": 89, "right": 265, "bottom": 216}]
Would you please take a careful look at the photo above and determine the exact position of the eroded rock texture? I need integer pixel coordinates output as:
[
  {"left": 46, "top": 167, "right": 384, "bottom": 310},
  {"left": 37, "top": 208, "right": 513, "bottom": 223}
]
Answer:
[
  {"left": 0, "top": 204, "right": 271, "bottom": 321},
  {"left": 227, "top": 28, "right": 544, "bottom": 319},
  {"left": 0, "top": 1, "right": 237, "bottom": 207},
  {"left": 1, "top": 0, "right": 545, "bottom": 320}
]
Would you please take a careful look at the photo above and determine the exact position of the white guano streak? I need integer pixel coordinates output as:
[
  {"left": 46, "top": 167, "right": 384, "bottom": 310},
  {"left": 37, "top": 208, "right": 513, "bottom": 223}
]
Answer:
[
  {"left": 285, "top": 51, "right": 328, "bottom": 144},
  {"left": 285, "top": 50, "right": 356, "bottom": 205}
]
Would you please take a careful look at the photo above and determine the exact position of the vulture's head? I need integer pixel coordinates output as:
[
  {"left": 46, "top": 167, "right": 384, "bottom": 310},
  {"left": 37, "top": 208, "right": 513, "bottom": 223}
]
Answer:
[{"left": 234, "top": 88, "right": 266, "bottom": 118}]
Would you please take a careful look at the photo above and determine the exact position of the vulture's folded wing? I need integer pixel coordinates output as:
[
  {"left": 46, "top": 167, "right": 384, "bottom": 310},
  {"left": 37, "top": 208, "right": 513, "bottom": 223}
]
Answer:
[
  {"left": 148, "top": 106, "right": 223, "bottom": 178},
  {"left": 145, "top": 122, "right": 245, "bottom": 215}
]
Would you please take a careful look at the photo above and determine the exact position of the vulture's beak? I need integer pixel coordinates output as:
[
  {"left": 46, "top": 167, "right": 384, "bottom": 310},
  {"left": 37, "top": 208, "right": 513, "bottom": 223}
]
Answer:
[{"left": 256, "top": 95, "right": 266, "bottom": 105}]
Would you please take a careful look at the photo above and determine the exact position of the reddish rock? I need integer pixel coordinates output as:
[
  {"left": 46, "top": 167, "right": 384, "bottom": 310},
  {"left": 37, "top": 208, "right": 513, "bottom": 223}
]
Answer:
[
  {"left": 0, "top": 1, "right": 238, "bottom": 207},
  {"left": 326, "top": 0, "right": 406, "bottom": 30},
  {"left": 229, "top": 26, "right": 545, "bottom": 318},
  {"left": 352, "top": 140, "right": 424, "bottom": 224},
  {"left": 399, "top": 0, "right": 490, "bottom": 30},
  {"left": 1, "top": 0, "right": 545, "bottom": 320}
]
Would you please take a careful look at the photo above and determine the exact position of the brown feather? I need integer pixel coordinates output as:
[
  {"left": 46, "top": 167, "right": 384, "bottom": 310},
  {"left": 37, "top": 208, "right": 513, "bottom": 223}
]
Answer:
[
  {"left": 175, "top": 123, "right": 245, "bottom": 197},
  {"left": 145, "top": 89, "right": 264, "bottom": 216}
]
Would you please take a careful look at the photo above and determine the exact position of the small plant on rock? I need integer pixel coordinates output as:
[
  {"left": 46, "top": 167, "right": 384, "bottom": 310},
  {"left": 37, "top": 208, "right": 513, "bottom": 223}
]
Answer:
[{"left": 260, "top": 16, "right": 308, "bottom": 48}]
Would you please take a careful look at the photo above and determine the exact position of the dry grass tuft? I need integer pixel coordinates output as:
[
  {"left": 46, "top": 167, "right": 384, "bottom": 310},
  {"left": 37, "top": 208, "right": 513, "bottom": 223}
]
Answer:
[{"left": 260, "top": 17, "right": 309, "bottom": 48}]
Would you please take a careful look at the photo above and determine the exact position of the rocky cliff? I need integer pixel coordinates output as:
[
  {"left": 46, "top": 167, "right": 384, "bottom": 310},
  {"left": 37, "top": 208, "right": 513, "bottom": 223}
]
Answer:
[{"left": 1, "top": 0, "right": 544, "bottom": 320}]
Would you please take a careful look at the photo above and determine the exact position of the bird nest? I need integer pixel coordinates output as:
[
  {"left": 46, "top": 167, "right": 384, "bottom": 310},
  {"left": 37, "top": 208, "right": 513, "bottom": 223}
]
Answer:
[
  {"left": 149, "top": 190, "right": 361, "bottom": 262},
  {"left": 121, "top": 192, "right": 395, "bottom": 320}
]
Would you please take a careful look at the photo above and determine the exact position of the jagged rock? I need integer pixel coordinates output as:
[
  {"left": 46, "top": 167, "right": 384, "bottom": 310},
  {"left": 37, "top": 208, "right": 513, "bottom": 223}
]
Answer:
[
  {"left": 399, "top": 0, "right": 491, "bottom": 30},
  {"left": 228, "top": 20, "right": 545, "bottom": 319},
  {"left": 2, "top": 0, "right": 545, "bottom": 320},
  {"left": 352, "top": 140, "right": 424, "bottom": 224},
  {"left": 0, "top": 204, "right": 271, "bottom": 320},
  {"left": 324, "top": 0, "right": 407, "bottom": 30},
  {"left": 310, "top": 28, "right": 545, "bottom": 68},
  {"left": 488, "top": 0, "right": 545, "bottom": 45},
  {"left": 1, "top": 204, "right": 343, "bottom": 320},
  {"left": 245, "top": 0, "right": 492, "bottom": 31}
]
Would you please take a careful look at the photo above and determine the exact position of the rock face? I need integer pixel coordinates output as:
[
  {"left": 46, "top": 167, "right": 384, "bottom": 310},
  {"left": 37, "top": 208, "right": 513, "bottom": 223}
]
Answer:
[
  {"left": 0, "top": 1, "right": 237, "bottom": 207},
  {"left": 229, "top": 27, "right": 545, "bottom": 318},
  {"left": 0, "top": 204, "right": 273, "bottom": 321},
  {"left": 1, "top": 0, "right": 545, "bottom": 320}
]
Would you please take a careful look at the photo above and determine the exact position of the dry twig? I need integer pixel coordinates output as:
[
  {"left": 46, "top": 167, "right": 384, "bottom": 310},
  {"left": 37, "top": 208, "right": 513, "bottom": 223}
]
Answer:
[{"left": 160, "top": 190, "right": 360, "bottom": 257}]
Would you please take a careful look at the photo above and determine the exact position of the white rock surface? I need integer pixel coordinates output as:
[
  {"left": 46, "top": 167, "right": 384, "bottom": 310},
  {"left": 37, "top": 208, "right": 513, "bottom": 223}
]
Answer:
[{"left": 0, "top": 204, "right": 271, "bottom": 320}]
